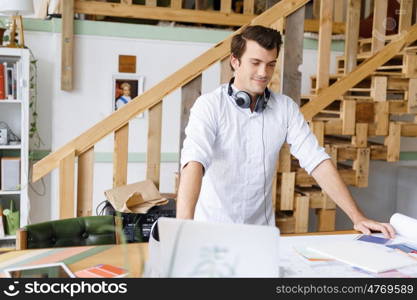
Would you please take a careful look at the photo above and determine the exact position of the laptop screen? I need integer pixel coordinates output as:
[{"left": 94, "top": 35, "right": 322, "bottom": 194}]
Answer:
[{"left": 156, "top": 217, "right": 280, "bottom": 277}]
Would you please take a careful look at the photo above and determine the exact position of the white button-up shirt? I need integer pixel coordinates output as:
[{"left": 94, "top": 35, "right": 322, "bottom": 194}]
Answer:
[{"left": 181, "top": 84, "right": 330, "bottom": 226}]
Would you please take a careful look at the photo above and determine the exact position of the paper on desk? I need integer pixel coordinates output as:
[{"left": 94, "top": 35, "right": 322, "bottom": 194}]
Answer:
[
  {"left": 307, "top": 240, "right": 417, "bottom": 273},
  {"left": 293, "top": 245, "right": 332, "bottom": 261},
  {"left": 390, "top": 213, "right": 417, "bottom": 244},
  {"left": 280, "top": 234, "right": 372, "bottom": 277}
]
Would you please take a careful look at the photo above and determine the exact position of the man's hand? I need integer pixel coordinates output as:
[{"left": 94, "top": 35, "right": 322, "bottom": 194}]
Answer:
[{"left": 353, "top": 217, "right": 396, "bottom": 239}]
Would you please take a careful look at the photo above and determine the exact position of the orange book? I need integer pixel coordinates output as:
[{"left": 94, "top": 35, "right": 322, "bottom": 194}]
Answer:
[
  {"left": 0, "top": 63, "right": 5, "bottom": 99},
  {"left": 74, "top": 264, "right": 128, "bottom": 278}
]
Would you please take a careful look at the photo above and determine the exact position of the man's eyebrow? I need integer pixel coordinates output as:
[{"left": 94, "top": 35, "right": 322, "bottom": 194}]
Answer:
[{"left": 249, "top": 58, "right": 277, "bottom": 64}]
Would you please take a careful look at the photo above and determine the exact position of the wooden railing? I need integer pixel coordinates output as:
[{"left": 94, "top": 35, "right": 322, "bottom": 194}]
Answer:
[
  {"left": 61, "top": 0, "right": 346, "bottom": 90},
  {"left": 73, "top": 0, "right": 345, "bottom": 32},
  {"left": 34, "top": 0, "right": 417, "bottom": 221},
  {"left": 34, "top": 0, "right": 310, "bottom": 218}
]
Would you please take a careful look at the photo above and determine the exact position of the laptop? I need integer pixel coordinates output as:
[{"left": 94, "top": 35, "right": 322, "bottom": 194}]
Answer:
[{"left": 152, "top": 217, "right": 280, "bottom": 277}]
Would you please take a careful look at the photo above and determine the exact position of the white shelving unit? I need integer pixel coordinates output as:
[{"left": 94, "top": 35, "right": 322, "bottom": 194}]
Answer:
[
  {"left": 0, "top": 145, "right": 22, "bottom": 150},
  {"left": 0, "top": 191, "right": 21, "bottom": 195},
  {"left": 0, "top": 48, "right": 30, "bottom": 243}
]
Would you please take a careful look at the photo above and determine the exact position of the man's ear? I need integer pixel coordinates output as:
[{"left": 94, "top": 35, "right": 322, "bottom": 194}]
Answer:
[{"left": 230, "top": 55, "right": 240, "bottom": 71}]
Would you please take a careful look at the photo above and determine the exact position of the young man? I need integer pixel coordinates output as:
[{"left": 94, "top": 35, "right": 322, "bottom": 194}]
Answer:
[{"left": 177, "top": 25, "right": 395, "bottom": 238}]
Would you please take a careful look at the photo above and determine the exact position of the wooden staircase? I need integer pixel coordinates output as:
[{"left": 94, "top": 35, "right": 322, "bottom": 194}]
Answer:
[
  {"left": 275, "top": 1, "right": 417, "bottom": 233},
  {"left": 32, "top": 0, "right": 417, "bottom": 233}
]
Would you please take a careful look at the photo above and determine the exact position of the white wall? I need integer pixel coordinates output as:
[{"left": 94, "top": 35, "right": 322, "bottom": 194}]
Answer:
[{"left": 335, "top": 161, "right": 417, "bottom": 230}]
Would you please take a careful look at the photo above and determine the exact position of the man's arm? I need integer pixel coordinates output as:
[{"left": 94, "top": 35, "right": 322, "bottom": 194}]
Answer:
[
  {"left": 311, "top": 159, "right": 396, "bottom": 238},
  {"left": 176, "top": 161, "right": 204, "bottom": 219}
]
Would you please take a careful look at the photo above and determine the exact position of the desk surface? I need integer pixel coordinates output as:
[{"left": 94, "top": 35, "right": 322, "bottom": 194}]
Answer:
[
  {"left": 0, "top": 231, "right": 357, "bottom": 278},
  {"left": 2, "top": 231, "right": 414, "bottom": 278},
  {"left": 0, "top": 243, "right": 149, "bottom": 278}
]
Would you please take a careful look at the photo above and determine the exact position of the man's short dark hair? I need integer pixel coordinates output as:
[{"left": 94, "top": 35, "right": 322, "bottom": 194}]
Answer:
[{"left": 230, "top": 25, "right": 282, "bottom": 70}]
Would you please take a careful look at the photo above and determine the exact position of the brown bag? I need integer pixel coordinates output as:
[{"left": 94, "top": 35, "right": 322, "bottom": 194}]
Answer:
[{"left": 104, "top": 179, "right": 168, "bottom": 214}]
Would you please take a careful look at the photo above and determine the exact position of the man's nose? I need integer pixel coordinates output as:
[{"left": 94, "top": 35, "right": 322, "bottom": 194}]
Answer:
[{"left": 257, "top": 65, "right": 267, "bottom": 77}]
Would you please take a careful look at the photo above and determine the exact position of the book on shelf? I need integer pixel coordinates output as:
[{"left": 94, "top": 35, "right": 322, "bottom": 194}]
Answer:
[
  {"left": 0, "top": 60, "right": 19, "bottom": 100},
  {"left": 0, "top": 63, "right": 4, "bottom": 100},
  {"left": 7, "top": 67, "right": 14, "bottom": 100},
  {"left": 3, "top": 62, "right": 7, "bottom": 99}
]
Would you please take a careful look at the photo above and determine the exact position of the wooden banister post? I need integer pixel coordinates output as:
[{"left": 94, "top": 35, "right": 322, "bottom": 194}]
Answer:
[
  {"left": 371, "top": 0, "right": 388, "bottom": 54},
  {"left": 333, "top": 0, "right": 345, "bottom": 23},
  {"left": 269, "top": 17, "right": 284, "bottom": 93},
  {"left": 114, "top": 124, "right": 129, "bottom": 188},
  {"left": 312, "top": 0, "right": 320, "bottom": 18},
  {"left": 399, "top": 0, "right": 413, "bottom": 33},
  {"left": 178, "top": 75, "right": 202, "bottom": 172},
  {"left": 294, "top": 195, "right": 309, "bottom": 233},
  {"left": 146, "top": 0, "right": 157, "bottom": 7},
  {"left": 195, "top": 0, "right": 208, "bottom": 10},
  {"left": 16, "top": 229, "right": 27, "bottom": 250},
  {"left": 171, "top": 0, "right": 182, "bottom": 9},
  {"left": 220, "top": 57, "right": 233, "bottom": 84},
  {"left": 342, "top": 100, "right": 356, "bottom": 135},
  {"left": 316, "top": 0, "right": 334, "bottom": 92},
  {"left": 344, "top": 0, "right": 361, "bottom": 74},
  {"left": 77, "top": 146, "right": 94, "bottom": 216},
  {"left": 221, "top": 0, "right": 232, "bottom": 13},
  {"left": 59, "top": 150, "right": 76, "bottom": 219},
  {"left": 282, "top": 6, "right": 305, "bottom": 105},
  {"left": 243, "top": 0, "right": 255, "bottom": 15},
  {"left": 147, "top": 103, "right": 163, "bottom": 189},
  {"left": 355, "top": 148, "right": 370, "bottom": 187},
  {"left": 61, "top": 0, "right": 74, "bottom": 91}
]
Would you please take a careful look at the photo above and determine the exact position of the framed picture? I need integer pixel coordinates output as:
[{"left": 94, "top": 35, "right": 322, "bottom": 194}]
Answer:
[
  {"left": 4, "top": 262, "right": 76, "bottom": 278},
  {"left": 112, "top": 74, "right": 145, "bottom": 117}
]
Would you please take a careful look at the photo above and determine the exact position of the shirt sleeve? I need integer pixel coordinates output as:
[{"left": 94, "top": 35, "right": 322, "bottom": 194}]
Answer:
[
  {"left": 285, "top": 96, "right": 330, "bottom": 174},
  {"left": 180, "top": 95, "right": 217, "bottom": 173}
]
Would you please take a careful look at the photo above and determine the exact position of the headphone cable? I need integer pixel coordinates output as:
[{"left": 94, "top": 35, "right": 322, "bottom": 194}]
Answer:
[{"left": 261, "top": 112, "right": 269, "bottom": 225}]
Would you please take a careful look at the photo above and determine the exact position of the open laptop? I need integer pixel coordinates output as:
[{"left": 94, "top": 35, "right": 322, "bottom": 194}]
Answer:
[{"left": 152, "top": 217, "right": 280, "bottom": 277}]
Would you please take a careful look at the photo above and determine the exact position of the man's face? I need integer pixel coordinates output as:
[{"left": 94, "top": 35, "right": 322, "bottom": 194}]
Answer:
[
  {"left": 231, "top": 39, "right": 277, "bottom": 99},
  {"left": 122, "top": 86, "right": 130, "bottom": 96}
]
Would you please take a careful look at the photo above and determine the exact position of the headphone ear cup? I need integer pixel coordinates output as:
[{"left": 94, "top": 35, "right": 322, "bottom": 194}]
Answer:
[{"left": 235, "top": 91, "right": 251, "bottom": 109}]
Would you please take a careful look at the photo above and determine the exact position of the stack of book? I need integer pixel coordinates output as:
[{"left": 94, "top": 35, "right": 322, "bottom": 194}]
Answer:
[{"left": 0, "top": 61, "right": 18, "bottom": 100}]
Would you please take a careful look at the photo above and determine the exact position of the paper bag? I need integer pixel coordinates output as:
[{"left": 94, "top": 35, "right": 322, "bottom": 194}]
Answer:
[
  {"left": 104, "top": 179, "right": 168, "bottom": 214},
  {"left": 3, "top": 200, "right": 19, "bottom": 235},
  {"left": 0, "top": 205, "right": 5, "bottom": 237}
]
